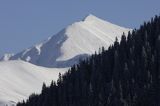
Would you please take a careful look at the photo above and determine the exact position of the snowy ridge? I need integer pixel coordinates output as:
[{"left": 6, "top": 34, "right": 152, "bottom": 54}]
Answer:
[{"left": 1, "top": 14, "right": 132, "bottom": 68}]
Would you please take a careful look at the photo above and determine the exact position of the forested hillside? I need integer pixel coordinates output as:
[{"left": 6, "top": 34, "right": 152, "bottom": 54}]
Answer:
[{"left": 17, "top": 15, "right": 160, "bottom": 106}]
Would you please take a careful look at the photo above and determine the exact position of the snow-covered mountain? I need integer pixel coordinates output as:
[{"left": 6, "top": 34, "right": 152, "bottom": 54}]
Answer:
[
  {"left": 1, "top": 14, "right": 131, "bottom": 68},
  {"left": 0, "top": 60, "right": 66, "bottom": 106},
  {"left": 0, "top": 14, "right": 131, "bottom": 106}
]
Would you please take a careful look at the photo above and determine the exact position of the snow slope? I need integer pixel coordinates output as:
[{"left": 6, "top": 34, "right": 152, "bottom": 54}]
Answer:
[
  {"left": 0, "top": 60, "right": 66, "bottom": 106},
  {"left": 1, "top": 14, "right": 131, "bottom": 68}
]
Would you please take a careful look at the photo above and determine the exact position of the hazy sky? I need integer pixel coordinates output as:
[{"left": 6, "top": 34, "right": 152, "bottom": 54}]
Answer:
[{"left": 0, "top": 0, "right": 160, "bottom": 56}]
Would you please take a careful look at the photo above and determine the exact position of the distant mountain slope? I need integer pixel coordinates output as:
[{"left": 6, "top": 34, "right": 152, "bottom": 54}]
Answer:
[
  {"left": 0, "top": 60, "right": 66, "bottom": 106},
  {"left": 1, "top": 14, "right": 131, "bottom": 68}
]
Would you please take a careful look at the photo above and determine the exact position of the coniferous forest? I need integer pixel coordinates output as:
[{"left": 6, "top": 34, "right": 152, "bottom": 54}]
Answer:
[{"left": 17, "top": 15, "right": 160, "bottom": 106}]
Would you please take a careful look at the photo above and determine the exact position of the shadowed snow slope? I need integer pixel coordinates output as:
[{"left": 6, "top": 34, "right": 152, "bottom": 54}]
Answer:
[
  {"left": 0, "top": 60, "right": 66, "bottom": 106},
  {"left": 1, "top": 14, "right": 131, "bottom": 68}
]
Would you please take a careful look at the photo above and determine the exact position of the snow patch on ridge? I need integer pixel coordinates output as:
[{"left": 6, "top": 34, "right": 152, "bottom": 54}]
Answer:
[
  {"left": 35, "top": 43, "right": 43, "bottom": 55},
  {"left": 26, "top": 56, "right": 31, "bottom": 62}
]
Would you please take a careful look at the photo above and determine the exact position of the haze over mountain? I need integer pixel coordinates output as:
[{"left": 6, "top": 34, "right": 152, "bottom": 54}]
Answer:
[{"left": 0, "top": 14, "right": 131, "bottom": 68}]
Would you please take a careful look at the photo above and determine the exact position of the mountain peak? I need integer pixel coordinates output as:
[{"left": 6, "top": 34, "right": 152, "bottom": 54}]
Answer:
[
  {"left": 1, "top": 15, "right": 131, "bottom": 68},
  {"left": 83, "top": 14, "right": 100, "bottom": 21}
]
